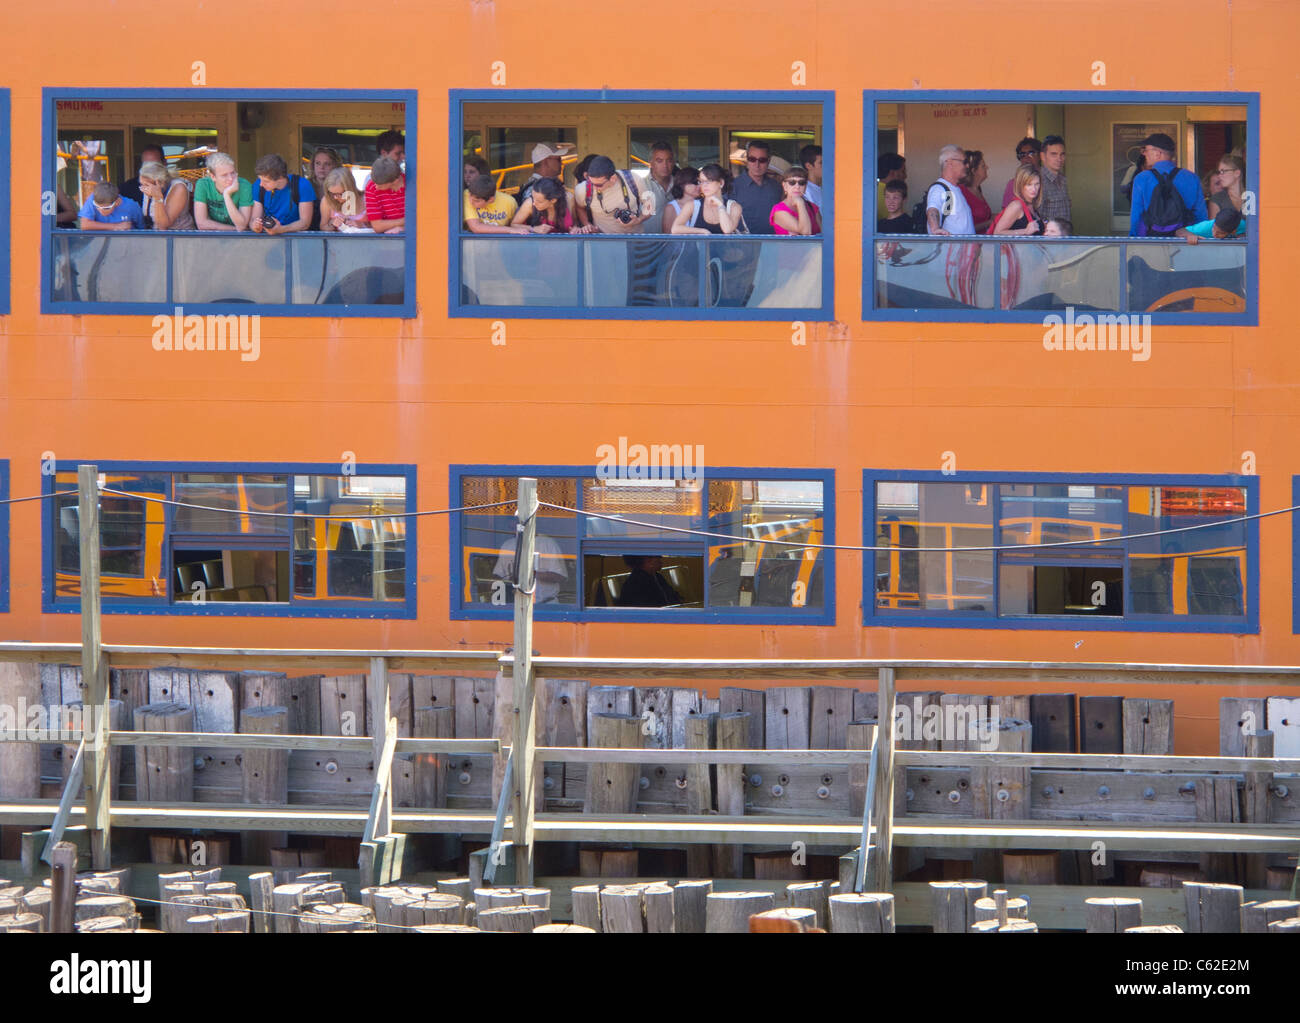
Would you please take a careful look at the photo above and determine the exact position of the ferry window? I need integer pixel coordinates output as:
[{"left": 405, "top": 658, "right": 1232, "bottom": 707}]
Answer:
[
  {"left": 452, "top": 90, "right": 833, "bottom": 321},
  {"left": 453, "top": 467, "right": 833, "bottom": 623},
  {"left": 867, "top": 472, "right": 1255, "bottom": 632},
  {"left": 45, "top": 90, "right": 416, "bottom": 317},
  {"left": 45, "top": 463, "right": 415, "bottom": 617},
  {"left": 865, "top": 90, "right": 1258, "bottom": 326}
]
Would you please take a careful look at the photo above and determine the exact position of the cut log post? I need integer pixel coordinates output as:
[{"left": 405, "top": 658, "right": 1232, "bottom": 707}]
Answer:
[
  {"left": 713, "top": 711, "right": 749, "bottom": 878},
  {"left": 829, "top": 893, "right": 895, "bottom": 933},
  {"left": 706, "top": 891, "right": 775, "bottom": 933},
  {"left": 413, "top": 923, "right": 481, "bottom": 933},
  {"left": 1242, "top": 899, "right": 1300, "bottom": 933},
  {"left": 21, "top": 887, "right": 52, "bottom": 931},
  {"left": 1267, "top": 918, "right": 1300, "bottom": 932},
  {"left": 248, "top": 872, "right": 273, "bottom": 934},
  {"left": 412, "top": 705, "right": 453, "bottom": 808},
  {"left": 74, "top": 894, "right": 135, "bottom": 923},
  {"left": 477, "top": 905, "right": 549, "bottom": 932},
  {"left": 930, "top": 880, "right": 988, "bottom": 933},
  {"left": 787, "top": 881, "right": 832, "bottom": 931},
  {"left": 240, "top": 705, "right": 289, "bottom": 865},
  {"left": 299, "top": 903, "right": 375, "bottom": 933},
  {"left": 164, "top": 895, "right": 220, "bottom": 932},
  {"left": 0, "top": 913, "right": 45, "bottom": 933},
  {"left": 973, "top": 894, "right": 1029, "bottom": 923},
  {"left": 180, "top": 910, "right": 249, "bottom": 933},
  {"left": 972, "top": 919, "right": 1038, "bottom": 933},
  {"left": 1183, "top": 882, "right": 1243, "bottom": 933},
  {"left": 475, "top": 887, "right": 524, "bottom": 909},
  {"left": 437, "top": 878, "right": 474, "bottom": 901},
  {"left": 533, "top": 924, "right": 595, "bottom": 933},
  {"left": 1125, "top": 924, "right": 1184, "bottom": 933},
  {"left": 600, "top": 885, "right": 646, "bottom": 933},
  {"left": 1123, "top": 699, "right": 1174, "bottom": 755},
  {"left": 585, "top": 713, "right": 641, "bottom": 814},
  {"left": 390, "top": 893, "right": 463, "bottom": 927},
  {"left": 51, "top": 842, "right": 76, "bottom": 934},
  {"left": 571, "top": 885, "right": 603, "bottom": 932},
  {"left": 644, "top": 883, "right": 675, "bottom": 933},
  {"left": 673, "top": 879, "right": 711, "bottom": 934},
  {"left": 751, "top": 907, "right": 817, "bottom": 932},
  {"left": 133, "top": 702, "right": 195, "bottom": 801},
  {"left": 1085, "top": 897, "right": 1143, "bottom": 933}
]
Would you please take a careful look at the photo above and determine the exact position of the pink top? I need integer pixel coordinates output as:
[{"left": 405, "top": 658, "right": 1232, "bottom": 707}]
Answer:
[{"left": 769, "top": 200, "right": 822, "bottom": 235}]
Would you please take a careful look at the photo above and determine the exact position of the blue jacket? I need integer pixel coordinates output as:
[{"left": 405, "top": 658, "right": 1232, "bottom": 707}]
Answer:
[{"left": 1129, "top": 160, "right": 1207, "bottom": 236}]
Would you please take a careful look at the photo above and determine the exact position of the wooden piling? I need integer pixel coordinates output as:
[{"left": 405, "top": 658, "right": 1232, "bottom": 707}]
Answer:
[
  {"left": 829, "top": 893, "right": 895, "bottom": 933},
  {"left": 240, "top": 706, "right": 288, "bottom": 864},
  {"left": 970, "top": 718, "right": 1031, "bottom": 819},
  {"left": 706, "top": 891, "right": 776, "bottom": 933},
  {"left": 1195, "top": 776, "right": 1242, "bottom": 882},
  {"left": 1079, "top": 696, "right": 1124, "bottom": 754},
  {"left": 51, "top": 842, "right": 76, "bottom": 933},
  {"left": 248, "top": 871, "right": 273, "bottom": 933},
  {"left": 930, "top": 880, "right": 987, "bottom": 933},
  {"left": 1125, "top": 924, "right": 1183, "bottom": 933},
  {"left": 1219, "top": 697, "right": 1267, "bottom": 756},
  {"left": 683, "top": 713, "right": 714, "bottom": 879},
  {"left": 0, "top": 664, "right": 42, "bottom": 803},
  {"left": 1242, "top": 899, "right": 1300, "bottom": 933},
  {"left": 1183, "top": 881, "right": 1243, "bottom": 933},
  {"left": 585, "top": 713, "right": 641, "bottom": 814},
  {"left": 571, "top": 885, "right": 603, "bottom": 931},
  {"left": 973, "top": 894, "right": 1029, "bottom": 922},
  {"left": 1029, "top": 693, "right": 1076, "bottom": 752},
  {"left": 672, "top": 879, "right": 711, "bottom": 934},
  {"left": 412, "top": 705, "right": 453, "bottom": 808},
  {"left": 1123, "top": 699, "right": 1174, "bottom": 755},
  {"left": 298, "top": 903, "right": 375, "bottom": 932},
  {"left": 390, "top": 893, "right": 463, "bottom": 927},
  {"left": 751, "top": 907, "right": 817, "bottom": 932},
  {"left": 478, "top": 905, "right": 550, "bottom": 932},
  {"left": 713, "top": 711, "right": 749, "bottom": 878},
  {"left": 787, "top": 880, "right": 832, "bottom": 930},
  {"left": 133, "top": 703, "right": 195, "bottom": 802},
  {"left": 1085, "top": 897, "right": 1143, "bottom": 932}
]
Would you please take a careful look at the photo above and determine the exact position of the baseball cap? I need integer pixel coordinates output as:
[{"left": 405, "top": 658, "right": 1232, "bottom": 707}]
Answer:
[
  {"left": 1140, "top": 133, "right": 1176, "bottom": 154},
  {"left": 530, "top": 142, "right": 573, "bottom": 164}
]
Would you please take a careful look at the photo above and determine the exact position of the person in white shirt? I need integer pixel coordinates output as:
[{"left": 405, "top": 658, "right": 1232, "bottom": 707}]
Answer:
[
  {"left": 800, "top": 144, "right": 824, "bottom": 208},
  {"left": 926, "top": 144, "right": 975, "bottom": 236},
  {"left": 493, "top": 533, "right": 570, "bottom": 604}
]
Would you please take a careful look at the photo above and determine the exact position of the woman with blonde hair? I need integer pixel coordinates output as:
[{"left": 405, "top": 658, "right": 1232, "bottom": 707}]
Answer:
[
  {"left": 1208, "top": 153, "right": 1246, "bottom": 219},
  {"left": 138, "top": 160, "right": 194, "bottom": 230},
  {"left": 990, "top": 164, "right": 1043, "bottom": 235},
  {"left": 319, "top": 166, "right": 369, "bottom": 231}
]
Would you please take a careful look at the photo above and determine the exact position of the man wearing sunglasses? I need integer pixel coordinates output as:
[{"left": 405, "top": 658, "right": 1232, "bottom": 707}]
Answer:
[
  {"left": 77, "top": 182, "right": 144, "bottom": 231},
  {"left": 731, "top": 140, "right": 784, "bottom": 235},
  {"left": 1001, "top": 136, "right": 1042, "bottom": 210}
]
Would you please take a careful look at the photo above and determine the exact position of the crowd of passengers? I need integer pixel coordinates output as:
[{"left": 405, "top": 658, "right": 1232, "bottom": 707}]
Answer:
[
  {"left": 874, "top": 131, "right": 1247, "bottom": 242},
  {"left": 463, "top": 139, "right": 824, "bottom": 236},
  {"left": 71, "top": 130, "right": 407, "bottom": 234}
]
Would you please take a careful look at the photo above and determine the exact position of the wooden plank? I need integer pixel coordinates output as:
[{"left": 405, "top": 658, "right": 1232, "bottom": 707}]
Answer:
[
  {"left": 683, "top": 715, "right": 714, "bottom": 878},
  {"left": 669, "top": 688, "right": 702, "bottom": 750},
  {"left": 765, "top": 687, "right": 811, "bottom": 750},
  {"left": 1220, "top": 697, "right": 1266, "bottom": 757},
  {"left": 713, "top": 713, "right": 749, "bottom": 878},
  {"left": 321, "top": 675, "right": 368, "bottom": 737},
  {"left": 1124, "top": 699, "right": 1174, "bottom": 755},
  {"left": 940, "top": 694, "right": 988, "bottom": 753},
  {"left": 991, "top": 695, "right": 1031, "bottom": 722},
  {"left": 852, "top": 690, "right": 878, "bottom": 722},
  {"left": 287, "top": 675, "right": 322, "bottom": 736},
  {"left": 1076, "top": 695, "right": 1122, "bottom": 755},
  {"left": 0, "top": 664, "right": 41, "bottom": 800},
  {"left": 586, "top": 686, "right": 635, "bottom": 743},
  {"left": 78, "top": 465, "right": 109, "bottom": 870},
  {"left": 539, "top": 678, "right": 587, "bottom": 803},
  {"left": 1267, "top": 697, "right": 1300, "bottom": 756},
  {"left": 1030, "top": 693, "right": 1077, "bottom": 753},
  {"left": 719, "top": 688, "right": 765, "bottom": 748},
  {"left": 633, "top": 688, "right": 672, "bottom": 750},
  {"left": 368, "top": 658, "right": 394, "bottom": 839},
  {"left": 454, "top": 677, "right": 496, "bottom": 739},
  {"left": 871, "top": 667, "right": 897, "bottom": 891},
  {"left": 895, "top": 691, "right": 941, "bottom": 751},
  {"left": 810, "top": 686, "right": 854, "bottom": 750}
]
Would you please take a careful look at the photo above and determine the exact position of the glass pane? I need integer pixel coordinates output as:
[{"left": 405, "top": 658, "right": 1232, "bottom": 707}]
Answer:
[
  {"left": 486, "top": 127, "right": 578, "bottom": 193},
  {"left": 291, "top": 236, "right": 405, "bottom": 305},
  {"left": 172, "top": 549, "right": 289, "bottom": 603},
  {"left": 874, "top": 240, "right": 995, "bottom": 311},
  {"left": 173, "top": 236, "right": 287, "bottom": 304},
  {"left": 584, "top": 553, "right": 703, "bottom": 609},
  {"left": 628, "top": 129, "right": 720, "bottom": 176},
  {"left": 585, "top": 238, "right": 700, "bottom": 308},
  {"left": 999, "top": 563, "right": 1124, "bottom": 616},
  {"left": 875, "top": 482, "right": 993, "bottom": 613},
  {"left": 461, "top": 237, "right": 579, "bottom": 307},
  {"left": 293, "top": 476, "right": 406, "bottom": 603},
  {"left": 708, "top": 480, "right": 825, "bottom": 609},
  {"left": 460, "top": 477, "right": 578, "bottom": 608},
  {"left": 998, "top": 484, "right": 1124, "bottom": 548},
  {"left": 1126, "top": 241, "right": 1246, "bottom": 314},
  {"left": 54, "top": 470, "right": 168, "bottom": 601},
  {"left": 706, "top": 238, "right": 821, "bottom": 308},
  {"left": 173, "top": 474, "right": 288, "bottom": 535},
  {"left": 999, "top": 240, "right": 1121, "bottom": 311},
  {"left": 582, "top": 478, "right": 703, "bottom": 539},
  {"left": 1127, "top": 485, "right": 1247, "bottom": 617},
  {"left": 50, "top": 234, "right": 167, "bottom": 303}
]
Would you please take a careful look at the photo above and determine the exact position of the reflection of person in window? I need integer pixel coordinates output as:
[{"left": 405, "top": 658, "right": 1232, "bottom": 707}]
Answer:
[
  {"left": 616, "top": 555, "right": 682, "bottom": 607},
  {"left": 494, "top": 534, "right": 568, "bottom": 604}
]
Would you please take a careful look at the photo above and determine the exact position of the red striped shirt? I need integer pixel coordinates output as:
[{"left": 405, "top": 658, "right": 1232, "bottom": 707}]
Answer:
[{"left": 365, "top": 176, "right": 406, "bottom": 224}]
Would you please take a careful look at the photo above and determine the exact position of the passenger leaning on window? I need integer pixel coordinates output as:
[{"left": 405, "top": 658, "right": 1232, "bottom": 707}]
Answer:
[
  {"left": 730, "top": 141, "right": 784, "bottom": 235},
  {"left": 463, "top": 156, "right": 490, "bottom": 190},
  {"left": 77, "top": 181, "right": 144, "bottom": 231},
  {"left": 991, "top": 165, "right": 1044, "bottom": 235},
  {"left": 671, "top": 164, "right": 743, "bottom": 234},
  {"left": 769, "top": 168, "right": 821, "bottom": 235},
  {"left": 138, "top": 161, "right": 194, "bottom": 231},
  {"left": 662, "top": 166, "right": 700, "bottom": 233},
  {"left": 512, "top": 177, "right": 575, "bottom": 234},
  {"left": 573, "top": 156, "right": 656, "bottom": 234},
  {"left": 250, "top": 153, "right": 316, "bottom": 235},
  {"left": 464, "top": 173, "right": 527, "bottom": 234},
  {"left": 877, "top": 180, "right": 916, "bottom": 234},
  {"left": 320, "top": 167, "right": 369, "bottom": 232},
  {"left": 926, "top": 145, "right": 975, "bottom": 236},
  {"left": 1208, "top": 153, "right": 1246, "bottom": 220},
  {"left": 365, "top": 156, "right": 407, "bottom": 234},
  {"left": 194, "top": 152, "right": 254, "bottom": 232}
]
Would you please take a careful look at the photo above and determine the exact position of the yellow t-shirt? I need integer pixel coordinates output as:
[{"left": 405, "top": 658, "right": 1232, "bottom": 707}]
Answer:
[{"left": 464, "top": 189, "right": 518, "bottom": 227}]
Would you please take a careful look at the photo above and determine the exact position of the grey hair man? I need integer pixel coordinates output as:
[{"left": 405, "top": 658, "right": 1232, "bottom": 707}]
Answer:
[{"left": 926, "top": 144, "right": 975, "bottom": 235}]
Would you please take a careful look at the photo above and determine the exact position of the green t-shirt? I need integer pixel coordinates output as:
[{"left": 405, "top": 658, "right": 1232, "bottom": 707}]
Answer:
[{"left": 194, "top": 176, "right": 254, "bottom": 225}]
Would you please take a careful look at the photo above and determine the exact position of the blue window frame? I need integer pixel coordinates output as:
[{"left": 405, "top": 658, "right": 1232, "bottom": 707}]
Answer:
[
  {"left": 42, "top": 88, "right": 416, "bottom": 317},
  {"left": 864, "top": 469, "right": 1258, "bottom": 633},
  {"left": 0, "top": 90, "right": 9, "bottom": 316},
  {"left": 451, "top": 465, "right": 835, "bottom": 624},
  {"left": 41, "top": 460, "right": 416, "bottom": 618},
  {"left": 864, "top": 90, "right": 1259, "bottom": 326},
  {"left": 0, "top": 461, "right": 9, "bottom": 613},
  {"left": 449, "top": 89, "right": 834, "bottom": 321}
]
